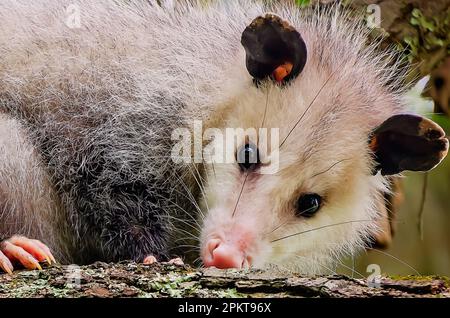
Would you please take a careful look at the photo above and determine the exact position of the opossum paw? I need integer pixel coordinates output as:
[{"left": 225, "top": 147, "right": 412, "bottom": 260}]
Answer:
[
  {"left": 0, "top": 236, "right": 56, "bottom": 273},
  {"left": 143, "top": 255, "right": 158, "bottom": 265},
  {"left": 143, "top": 255, "right": 184, "bottom": 266},
  {"left": 166, "top": 257, "right": 184, "bottom": 266},
  {"left": 0, "top": 251, "right": 13, "bottom": 274}
]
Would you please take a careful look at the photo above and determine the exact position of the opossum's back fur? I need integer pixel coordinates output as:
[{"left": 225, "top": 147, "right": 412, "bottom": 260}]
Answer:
[{"left": 0, "top": 1, "right": 405, "bottom": 264}]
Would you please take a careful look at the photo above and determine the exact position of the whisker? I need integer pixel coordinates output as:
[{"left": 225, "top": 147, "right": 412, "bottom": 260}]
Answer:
[
  {"left": 351, "top": 254, "right": 356, "bottom": 279},
  {"left": 172, "top": 170, "right": 205, "bottom": 220},
  {"left": 169, "top": 247, "right": 199, "bottom": 256},
  {"left": 282, "top": 241, "right": 421, "bottom": 276},
  {"left": 231, "top": 171, "right": 250, "bottom": 218},
  {"left": 264, "top": 157, "right": 356, "bottom": 237},
  {"left": 310, "top": 158, "right": 351, "bottom": 179},
  {"left": 270, "top": 219, "right": 373, "bottom": 243},
  {"left": 417, "top": 171, "right": 428, "bottom": 240},
  {"left": 336, "top": 259, "right": 366, "bottom": 279},
  {"left": 264, "top": 218, "right": 292, "bottom": 237},
  {"left": 169, "top": 227, "right": 200, "bottom": 242},
  {"left": 170, "top": 246, "right": 200, "bottom": 255},
  {"left": 153, "top": 191, "right": 202, "bottom": 227},
  {"left": 270, "top": 152, "right": 350, "bottom": 179},
  {"left": 196, "top": 262, "right": 206, "bottom": 269},
  {"left": 170, "top": 244, "right": 200, "bottom": 250},
  {"left": 260, "top": 85, "right": 270, "bottom": 128},
  {"left": 194, "top": 161, "right": 210, "bottom": 211},
  {"left": 279, "top": 65, "right": 342, "bottom": 149},
  {"left": 291, "top": 254, "right": 339, "bottom": 276},
  {"left": 173, "top": 236, "right": 199, "bottom": 244},
  {"left": 189, "top": 163, "right": 209, "bottom": 215},
  {"left": 366, "top": 247, "right": 421, "bottom": 275},
  {"left": 159, "top": 213, "right": 200, "bottom": 234},
  {"left": 264, "top": 204, "right": 323, "bottom": 237}
]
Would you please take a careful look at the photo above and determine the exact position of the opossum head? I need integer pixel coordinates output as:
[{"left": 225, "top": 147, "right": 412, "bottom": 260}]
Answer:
[{"left": 198, "top": 13, "right": 448, "bottom": 273}]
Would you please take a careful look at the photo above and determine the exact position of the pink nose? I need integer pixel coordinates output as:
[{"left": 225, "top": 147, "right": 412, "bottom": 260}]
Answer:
[{"left": 203, "top": 239, "right": 248, "bottom": 269}]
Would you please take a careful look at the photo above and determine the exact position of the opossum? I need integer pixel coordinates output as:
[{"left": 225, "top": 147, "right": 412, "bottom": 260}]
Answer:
[{"left": 0, "top": 0, "right": 448, "bottom": 275}]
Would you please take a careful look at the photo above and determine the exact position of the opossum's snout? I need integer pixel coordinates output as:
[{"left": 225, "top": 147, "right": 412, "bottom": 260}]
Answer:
[
  {"left": 203, "top": 237, "right": 251, "bottom": 269},
  {"left": 201, "top": 216, "right": 262, "bottom": 269}
]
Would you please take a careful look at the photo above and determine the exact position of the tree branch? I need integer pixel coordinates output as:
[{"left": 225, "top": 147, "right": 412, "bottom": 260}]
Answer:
[{"left": 0, "top": 262, "right": 448, "bottom": 298}]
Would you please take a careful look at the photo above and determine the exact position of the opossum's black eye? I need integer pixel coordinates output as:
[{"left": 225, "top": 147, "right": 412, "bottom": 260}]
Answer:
[
  {"left": 295, "top": 194, "right": 322, "bottom": 218},
  {"left": 237, "top": 143, "right": 260, "bottom": 171}
]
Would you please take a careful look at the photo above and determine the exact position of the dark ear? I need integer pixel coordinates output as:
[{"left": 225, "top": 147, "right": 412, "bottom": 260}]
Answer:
[
  {"left": 241, "top": 13, "right": 307, "bottom": 84},
  {"left": 369, "top": 114, "right": 449, "bottom": 175}
]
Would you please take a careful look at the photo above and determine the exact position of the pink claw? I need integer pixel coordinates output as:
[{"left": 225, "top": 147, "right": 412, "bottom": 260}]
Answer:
[{"left": 0, "top": 236, "right": 56, "bottom": 274}]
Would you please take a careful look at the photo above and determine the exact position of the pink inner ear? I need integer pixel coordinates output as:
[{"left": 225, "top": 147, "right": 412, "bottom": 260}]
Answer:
[{"left": 273, "top": 62, "right": 293, "bottom": 83}]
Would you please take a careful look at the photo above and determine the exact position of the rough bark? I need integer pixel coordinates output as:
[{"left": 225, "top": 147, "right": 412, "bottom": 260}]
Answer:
[{"left": 0, "top": 262, "right": 448, "bottom": 298}]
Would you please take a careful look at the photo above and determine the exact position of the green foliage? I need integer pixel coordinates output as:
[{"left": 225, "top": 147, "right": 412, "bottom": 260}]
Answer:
[
  {"left": 403, "top": 36, "right": 419, "bottom": 62},
  {"left": 410, "top": 9, "right": 435, "bottom": 32},
  {"left": 295, "top": 0, "right": 311, "bottom": 7},
  {"left": 401, "top": 8, "right": 450, "bottom": 63},
  {"left": 429, "top": 114, "right": 450, "bottom": 136}
]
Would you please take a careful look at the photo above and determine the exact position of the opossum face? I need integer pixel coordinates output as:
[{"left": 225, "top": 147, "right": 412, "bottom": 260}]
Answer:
[
  {"left": 199, "top": 14, "right": 448, "bottom": 272},
  {"left": 200, "top": 100, "right": 376, "bottom": 272},
  {"left": 199, "top": 81, "right": 379, "bottom": 272}
]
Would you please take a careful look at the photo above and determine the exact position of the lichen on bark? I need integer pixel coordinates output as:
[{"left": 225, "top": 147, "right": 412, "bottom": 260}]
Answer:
[{"left": 0, "top": 262, "right": 449, "bottom": 298}]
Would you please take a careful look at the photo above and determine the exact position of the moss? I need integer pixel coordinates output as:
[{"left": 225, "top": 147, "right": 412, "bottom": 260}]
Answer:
[
  {"left": 145, "top": 271, "right": 201, "bottom": 297},
  {"left": 217, "top": 288, "right": 245, "bottom": 298},
  {"left": 295, "top": 0, "right": 311, "bottom": 7},
  {"left": 389, "top": 275, "right": 450, "bottom": 287}
]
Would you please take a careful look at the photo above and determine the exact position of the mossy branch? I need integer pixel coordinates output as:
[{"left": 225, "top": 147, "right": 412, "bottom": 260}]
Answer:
[{"left": 0, "top": 262, "right": 448, "bottom": 298}]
